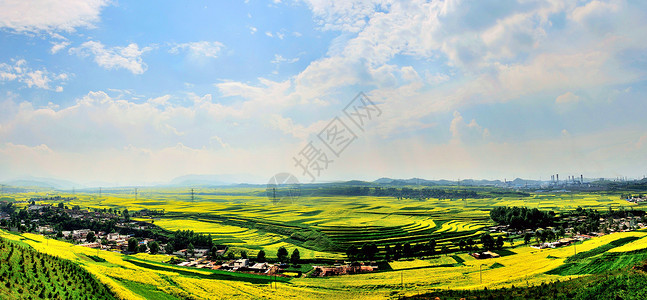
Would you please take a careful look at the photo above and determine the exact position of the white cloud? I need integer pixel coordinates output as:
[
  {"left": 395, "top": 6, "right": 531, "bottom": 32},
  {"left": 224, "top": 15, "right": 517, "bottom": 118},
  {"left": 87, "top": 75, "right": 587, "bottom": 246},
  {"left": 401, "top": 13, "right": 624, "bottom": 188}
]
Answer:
[
  {"left": 0, "top": 0, "right": 110, "bottom": 33},
  {"left": 70, "top": 41, "right": 152, "bottom": 74},
  {"left": 302, "top": 0, "right": 391, "bottom": 32},
  {"left": 249, "top": 26, "right": 257, "bottom": 34},
  {"left": 50, "top": 41, "right": 70, "bottom": 54},
  {"left": 271, "top": 54, "right": 299, "bottom": 65},
  {"left": 0, "top": 59, "right": 69, "bottom": 91},
  {"left": 571, "top": 0, "right": 620, "bottom": 24},
  {"left": 170, "top": 41, "right": 224, "bottom": 59},
  {"left": 555, "top": 92, "right": 580, "bottom": 104},
  {"left": 449, "top": 111, "right": 489, "bottom": 144},
  {"left": 148, "top": 95, "right": 172, "bottom": 106}
]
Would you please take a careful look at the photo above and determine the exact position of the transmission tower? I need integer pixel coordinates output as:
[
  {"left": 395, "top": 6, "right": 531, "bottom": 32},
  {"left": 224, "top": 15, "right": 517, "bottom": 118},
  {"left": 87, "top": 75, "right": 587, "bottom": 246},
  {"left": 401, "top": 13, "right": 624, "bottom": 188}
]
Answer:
[{"left": 191, "top": 188, "right": 195, "bottom": 201}]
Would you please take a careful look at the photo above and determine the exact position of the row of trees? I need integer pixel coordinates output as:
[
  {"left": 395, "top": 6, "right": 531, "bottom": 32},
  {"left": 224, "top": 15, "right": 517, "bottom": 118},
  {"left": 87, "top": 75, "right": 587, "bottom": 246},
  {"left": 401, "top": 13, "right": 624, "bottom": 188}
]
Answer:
[
  {"left": 490, "top": 206, "right": 555, "bottom": 230},
  {"left": 343, "top": 234, "right": 507, "bottom": 261},
  {"left": 165, "top": 230, "right": 213, "bottom": 253}
]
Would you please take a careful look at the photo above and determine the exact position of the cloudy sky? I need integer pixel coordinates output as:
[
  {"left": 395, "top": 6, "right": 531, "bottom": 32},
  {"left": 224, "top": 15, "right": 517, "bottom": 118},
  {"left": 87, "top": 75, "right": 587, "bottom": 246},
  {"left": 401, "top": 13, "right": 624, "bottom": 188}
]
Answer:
[{"left": 1, "top": 0, "right": 646, "bottom": 186}]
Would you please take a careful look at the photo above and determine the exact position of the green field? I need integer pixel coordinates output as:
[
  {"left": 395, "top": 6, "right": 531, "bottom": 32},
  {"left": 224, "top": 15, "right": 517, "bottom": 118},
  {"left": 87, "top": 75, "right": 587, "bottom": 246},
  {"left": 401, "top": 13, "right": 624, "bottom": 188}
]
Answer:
[{"left": 3, "top": 186, "right": 647, "bottom": 299}]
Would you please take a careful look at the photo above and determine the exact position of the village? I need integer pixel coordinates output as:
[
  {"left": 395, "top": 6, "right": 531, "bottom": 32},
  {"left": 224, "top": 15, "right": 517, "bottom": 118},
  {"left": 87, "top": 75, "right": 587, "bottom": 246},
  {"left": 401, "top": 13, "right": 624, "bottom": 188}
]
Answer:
[
  {"left": 3, "top": 198, "right": 647, "bottom": 279},
  {"left": 1, "top": 200, "right": 380, "bottom": 278}
]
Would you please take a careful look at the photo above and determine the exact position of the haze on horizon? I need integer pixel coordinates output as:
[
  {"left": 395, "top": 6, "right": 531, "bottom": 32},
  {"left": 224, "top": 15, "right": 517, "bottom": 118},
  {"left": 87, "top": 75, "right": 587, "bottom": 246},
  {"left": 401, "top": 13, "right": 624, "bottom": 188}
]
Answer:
[{"left": 1, "top": 1, "right": 646, "bottom": 186}]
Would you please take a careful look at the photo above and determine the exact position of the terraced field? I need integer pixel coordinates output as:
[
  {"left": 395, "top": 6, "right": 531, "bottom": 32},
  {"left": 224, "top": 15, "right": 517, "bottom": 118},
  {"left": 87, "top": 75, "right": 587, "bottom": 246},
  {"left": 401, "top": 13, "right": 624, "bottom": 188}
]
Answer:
[
  {"left": 5, "top": 186, "right": 647, "bottom": 298},
  {"left": 16, "top": 187, "right": 638, "bottom": 260}
]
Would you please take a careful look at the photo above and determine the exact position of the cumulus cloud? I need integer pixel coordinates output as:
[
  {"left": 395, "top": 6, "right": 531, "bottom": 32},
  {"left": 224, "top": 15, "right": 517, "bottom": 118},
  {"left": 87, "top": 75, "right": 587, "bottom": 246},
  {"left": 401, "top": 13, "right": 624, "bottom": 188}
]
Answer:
[
  {"left": 302, "top": 0, "right": 390, "bottom": 32},
  {"left": 0, "top": 59, "right": 69, "bottom": 91},
  {"left": 169, "top": 41, "right": 224, "bottom": 59},
  {"left": 50, "top": 41, "right": 70, "bottom": 54},
  {"left": 449, "top": 111, "right": 489, "bottom": 144},
  {"left": 70, "top": 41, "right": 152, "bottom": 74},
  {"left": 0, "top": 0, "right": 110, "bottom": 33}
]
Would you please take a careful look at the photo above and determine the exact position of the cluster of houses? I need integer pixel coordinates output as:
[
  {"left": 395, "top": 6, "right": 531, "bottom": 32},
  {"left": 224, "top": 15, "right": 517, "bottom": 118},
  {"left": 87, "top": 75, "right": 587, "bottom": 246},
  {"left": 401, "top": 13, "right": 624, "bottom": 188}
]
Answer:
[
  {"left": 471, "top": 251, "right": 501, "bottom": 259},
  {"left": 626, "top": 196, "right": 647, "bottom": 203},
  {"left": 530, "top": 236, "right": 590, "bottom": 249},
  {"left": 169, "top": 256, "right": 295, "bottom": 277},
  {"left": 310, "top": 262, "right": 378, "bottom": 277}
]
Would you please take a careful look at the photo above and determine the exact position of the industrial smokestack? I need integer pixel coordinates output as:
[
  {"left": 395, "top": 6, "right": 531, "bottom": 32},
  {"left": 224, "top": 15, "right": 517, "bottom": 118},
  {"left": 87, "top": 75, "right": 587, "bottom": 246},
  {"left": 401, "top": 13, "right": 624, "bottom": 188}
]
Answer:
[
  {"left": 581, "top": 174, "right": 583, "bottom": 183},
  {"left": 556, "top": 174, "right": 559, "bottom": 183}
]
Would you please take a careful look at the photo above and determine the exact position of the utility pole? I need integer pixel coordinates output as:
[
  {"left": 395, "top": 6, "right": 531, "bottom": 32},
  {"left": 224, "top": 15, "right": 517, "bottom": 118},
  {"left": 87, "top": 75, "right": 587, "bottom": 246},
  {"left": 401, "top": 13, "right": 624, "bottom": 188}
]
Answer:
[
  {"left": 191, "top": 188, "right": 195, "bottom": 202},
  {"left": 99, "top": 187, "right": 102, "bottom": 198},
  {"left": 480, "top": 264, "right": 483, "bottom": 284},
  {"left": 135, "top": 188, "right": 138, "bottom": 201}
]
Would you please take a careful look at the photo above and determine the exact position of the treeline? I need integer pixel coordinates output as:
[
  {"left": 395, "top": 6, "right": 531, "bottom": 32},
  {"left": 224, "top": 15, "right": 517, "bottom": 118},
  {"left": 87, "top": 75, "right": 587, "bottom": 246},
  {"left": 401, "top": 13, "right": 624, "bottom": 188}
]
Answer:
[
  {"left": 165, "top": 230, "right": 214, "bottom": 253},
  {"left": 0, "top": 237, "right": 116, "bottom": 299},
  {"left": 345, "top": 234, "right": 506, "bottom": 261},
  {"left": 303, "top": 186, "right": 484, "bottom": 199},
  {"left": 490, "top": 206, "right": 555, "bottom": 230}
]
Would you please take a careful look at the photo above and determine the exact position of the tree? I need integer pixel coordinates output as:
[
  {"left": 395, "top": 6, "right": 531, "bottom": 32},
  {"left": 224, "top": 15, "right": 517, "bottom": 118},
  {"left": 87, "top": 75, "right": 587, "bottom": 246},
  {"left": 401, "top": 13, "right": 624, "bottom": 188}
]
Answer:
[
  {"left": 346, "top": 245, "right": 358, "bottom": 261},
  {"left": 394, "top": 244, "right": 402, "bottom": 260},
  {"left": 166, "top": 241, "right": 175, "bottom": 254},
  {"left": 86, "top": 231, "right": 96, "bottom": 243},
  {"left": 149, "top": 241, "right": 160, "bottom": 254},
  {"left": 187, "top": 243, "right": 195, "bottom": 257},
  {"left": 458, "top": 239, "right": 466, "bottom": 251},
  {"left": 361, "top": 243, "right": 378, "bottom": 261},
  {"left": 277, "top": 246, "right": 289, "bottom": 263},
  {"left": 428, "top": 239, "right": 437, "bottom": 256},
  {"left": 524, "top": 232, "right": 532, "bottom": 245},
  {"left": 123, "top": 209, "right": 130, "bottom": 222},
  {"left": 384, "top": 245, "right": 392, "bottom": 261},
  {"left": 138, "top": 243, "right": 148, "bottom": 253},
  {"left": 557, "top": 227, "right": 566, "bottom": 239},
  {"left": 290, "top": 249, "right": 300, "bottom": 265},
  {"left": 57, "top": 202, "right": 65, "bottom": 209},
  {"left": 481, "top": 233, "right": 495, "bottom": 251},
  {"left": 240, "top": 250, "right": 247, "bottom": 259},
  {"left": 441, "top": 245, "right": 448, "bottom": 256},
  {"left": 466, "top": 239, "right": 474, "bottom": 251},
  {"left": 403, "top": 243, "right": 412, "bottom": 258},
  {"left": 257, "top": 250, "right": 266, "bottom": 262},
  {"left": 495, "top": 236, "right": 504, "bottom": 249},
  {"left": 535, "top": 229, "right": 545, "bottom": 244},
  {"left": 127, "top": 238, "right": 139, "bottom": 253}
]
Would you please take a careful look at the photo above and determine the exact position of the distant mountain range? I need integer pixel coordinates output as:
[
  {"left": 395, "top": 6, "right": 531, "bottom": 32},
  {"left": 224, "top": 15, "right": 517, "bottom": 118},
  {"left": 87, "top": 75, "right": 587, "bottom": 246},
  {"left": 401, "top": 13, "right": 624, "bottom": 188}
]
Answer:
[
  {"left": 0, "top": 173, "right": 266, "bottom": 190},
  {"left": 0, "top": 175, "right": 633, "bottom": 190},
  {"left": 0, "top": 176, "right": 80, "bottom": 190}
]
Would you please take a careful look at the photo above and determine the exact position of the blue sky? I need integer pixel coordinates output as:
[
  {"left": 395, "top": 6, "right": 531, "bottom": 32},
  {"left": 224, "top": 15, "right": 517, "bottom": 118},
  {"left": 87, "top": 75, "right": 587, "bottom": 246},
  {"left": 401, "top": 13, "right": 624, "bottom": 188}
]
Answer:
[{"left": 1, "top": 0, "right": 646, "bottom": 185}]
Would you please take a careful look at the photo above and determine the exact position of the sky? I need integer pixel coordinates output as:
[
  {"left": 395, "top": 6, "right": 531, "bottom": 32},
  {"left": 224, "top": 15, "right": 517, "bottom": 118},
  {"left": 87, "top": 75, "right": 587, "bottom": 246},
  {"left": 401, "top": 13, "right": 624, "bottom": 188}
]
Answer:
[{"left": 0, "top": 0, "right": 646, "bottom": 186}]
